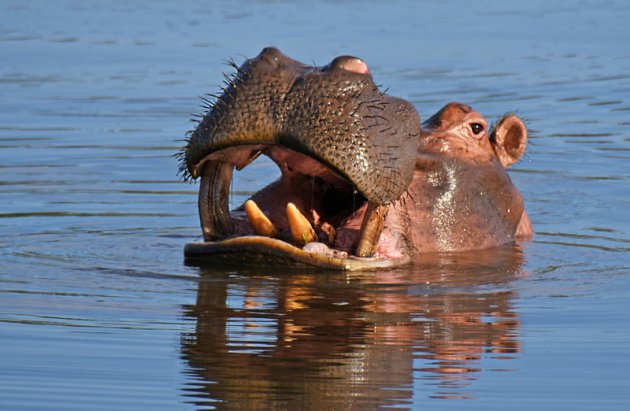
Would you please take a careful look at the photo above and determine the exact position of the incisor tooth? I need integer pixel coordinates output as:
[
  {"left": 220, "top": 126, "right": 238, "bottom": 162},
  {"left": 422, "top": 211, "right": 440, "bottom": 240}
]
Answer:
[
  {"left": 245, "top": 200, "right": 278, "bottom": 237},
  {"left": 287, "top": 203, "right": 317, "bottom": 244}
]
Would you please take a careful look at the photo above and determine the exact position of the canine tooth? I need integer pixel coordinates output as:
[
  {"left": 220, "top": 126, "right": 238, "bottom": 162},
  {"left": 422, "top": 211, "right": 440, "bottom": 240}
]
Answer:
[
  {"left": 245, "top": 200, "right": 278, "bottom": 237},
  {"left": 355, "top": 202, "right": 389, "bottom": 257},
  {"left": 287, "top": 203, "right": 317, "bottom": 244},
  {"left": 199, "top": 161, "right": 234, "bottom": 241}
]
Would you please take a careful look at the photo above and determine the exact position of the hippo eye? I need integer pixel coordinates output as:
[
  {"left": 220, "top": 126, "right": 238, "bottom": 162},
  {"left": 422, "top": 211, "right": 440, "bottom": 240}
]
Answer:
[{"left": 470, "top": 123, "right": 484, "bottom": 135}]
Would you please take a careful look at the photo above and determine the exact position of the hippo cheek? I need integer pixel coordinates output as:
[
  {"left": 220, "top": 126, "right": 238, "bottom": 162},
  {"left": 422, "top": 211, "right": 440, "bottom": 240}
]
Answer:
[{"left": 180, "top": 48, "right": 421, "bottom": 270}]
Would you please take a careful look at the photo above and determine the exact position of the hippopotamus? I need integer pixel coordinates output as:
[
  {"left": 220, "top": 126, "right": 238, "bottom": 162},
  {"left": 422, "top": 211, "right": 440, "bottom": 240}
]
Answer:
[{"left": 179, "top": 47, "right": 531, "bottom": 270}]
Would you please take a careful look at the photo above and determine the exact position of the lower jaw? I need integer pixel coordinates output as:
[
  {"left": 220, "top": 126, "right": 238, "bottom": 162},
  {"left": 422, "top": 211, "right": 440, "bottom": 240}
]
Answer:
[
  {"left": 183, "top": 236, "right": 411, "bottom": 271},
  {"left": 193, "top": 159, "right": 405, "bottom": 270}
]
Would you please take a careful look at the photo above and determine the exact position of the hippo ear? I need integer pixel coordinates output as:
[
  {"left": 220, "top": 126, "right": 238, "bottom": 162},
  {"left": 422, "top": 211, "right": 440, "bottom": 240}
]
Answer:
[{"left": 490, "top": 114, "right": 527, "bottom": 167}]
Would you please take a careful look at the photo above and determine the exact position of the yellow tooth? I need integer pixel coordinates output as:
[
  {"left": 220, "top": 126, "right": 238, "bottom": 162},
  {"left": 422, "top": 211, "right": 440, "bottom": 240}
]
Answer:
[
  {"left": 355, "top": 202, "right": 388, "bottom": 257},
  {"left": 287, "top": 203, "right": 317, "bottom": 244},
  {"left": 245, "top": 200, "right": 278, "bottom": 237}
]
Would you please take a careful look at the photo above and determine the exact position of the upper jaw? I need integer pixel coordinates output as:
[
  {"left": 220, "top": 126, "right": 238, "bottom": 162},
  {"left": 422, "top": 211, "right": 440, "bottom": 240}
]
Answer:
[{"left": 180, "top": 46, "right": 421, "bottom": 205}]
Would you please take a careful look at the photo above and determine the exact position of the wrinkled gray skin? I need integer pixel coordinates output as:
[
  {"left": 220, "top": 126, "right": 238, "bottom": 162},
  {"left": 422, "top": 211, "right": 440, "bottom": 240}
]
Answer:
[
  {"left": 181, "top": 47, "right": 420, "bottom": 205},
  {"left": 180, "top": 47, "right": 530, "bottom": 270}
]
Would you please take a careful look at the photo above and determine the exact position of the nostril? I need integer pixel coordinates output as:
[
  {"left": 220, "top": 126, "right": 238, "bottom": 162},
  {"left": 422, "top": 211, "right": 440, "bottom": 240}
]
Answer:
[
  {"left": 326, "top": 56, "right": 370, "bottom": 74},
  {"left": 343, "top": 58, "right": 369, "bottom": 74},
  {"left": 261, "top": 46, "right": 281, "bottom": 56},
  {"left": 257, "top": 47, "right": 286, "bottom": 67}
]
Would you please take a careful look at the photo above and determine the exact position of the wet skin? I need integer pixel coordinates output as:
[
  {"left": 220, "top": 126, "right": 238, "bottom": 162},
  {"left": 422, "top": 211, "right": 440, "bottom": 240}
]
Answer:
[{"left": 180, "top": 48, "right": 531, "bottom": 270}]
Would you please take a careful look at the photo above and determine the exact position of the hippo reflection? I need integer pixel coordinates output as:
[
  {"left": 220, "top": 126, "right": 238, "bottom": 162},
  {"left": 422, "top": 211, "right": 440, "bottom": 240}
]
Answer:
[
  {"left": 180, "top": 247, "right": 524, "bottom": 408},
  {"left": 180, "top": 47, "right": 531, "bottom": 270}
]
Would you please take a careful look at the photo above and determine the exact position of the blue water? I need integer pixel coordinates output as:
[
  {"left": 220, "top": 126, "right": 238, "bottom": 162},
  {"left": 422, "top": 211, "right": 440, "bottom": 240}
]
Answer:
[{"left": 1, "top": 0, "right": 629, "bottom": 409}]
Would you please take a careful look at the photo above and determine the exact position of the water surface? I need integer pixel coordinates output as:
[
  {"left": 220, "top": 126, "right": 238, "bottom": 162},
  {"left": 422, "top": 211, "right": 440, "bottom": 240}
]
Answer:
[{"left": 1, "top": 0, "right": 629, "bottom": 410}]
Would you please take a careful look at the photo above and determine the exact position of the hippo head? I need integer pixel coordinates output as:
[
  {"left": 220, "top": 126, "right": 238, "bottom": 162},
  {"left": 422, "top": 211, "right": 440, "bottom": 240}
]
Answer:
[
  {"left": 180, "top": 48, "right": 530, "bottom": 270},
  {"left": 401, "top": 102, "right": 531, "bottom": 252}
]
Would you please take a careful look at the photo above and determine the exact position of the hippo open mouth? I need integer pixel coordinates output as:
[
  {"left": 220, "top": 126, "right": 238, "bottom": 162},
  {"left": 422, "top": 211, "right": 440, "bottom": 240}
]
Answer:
[{"left": 179, "top": 47, "right": 421, "bottom": 270}]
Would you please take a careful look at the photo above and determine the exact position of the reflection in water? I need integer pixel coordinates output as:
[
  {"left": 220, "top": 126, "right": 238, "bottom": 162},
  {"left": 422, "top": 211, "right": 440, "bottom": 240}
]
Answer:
[{"left": 181, "top": 246, "right": 525, "bottom": 409}]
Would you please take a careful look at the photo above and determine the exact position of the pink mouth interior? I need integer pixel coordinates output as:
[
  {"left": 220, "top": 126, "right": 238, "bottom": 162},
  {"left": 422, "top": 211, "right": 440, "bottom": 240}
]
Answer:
[
  {"left": 201, "top": 144, "right": 403, "bottom": 258},
  {"left": 232, "top": 146, "right": 365, "bottom": 251}
]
